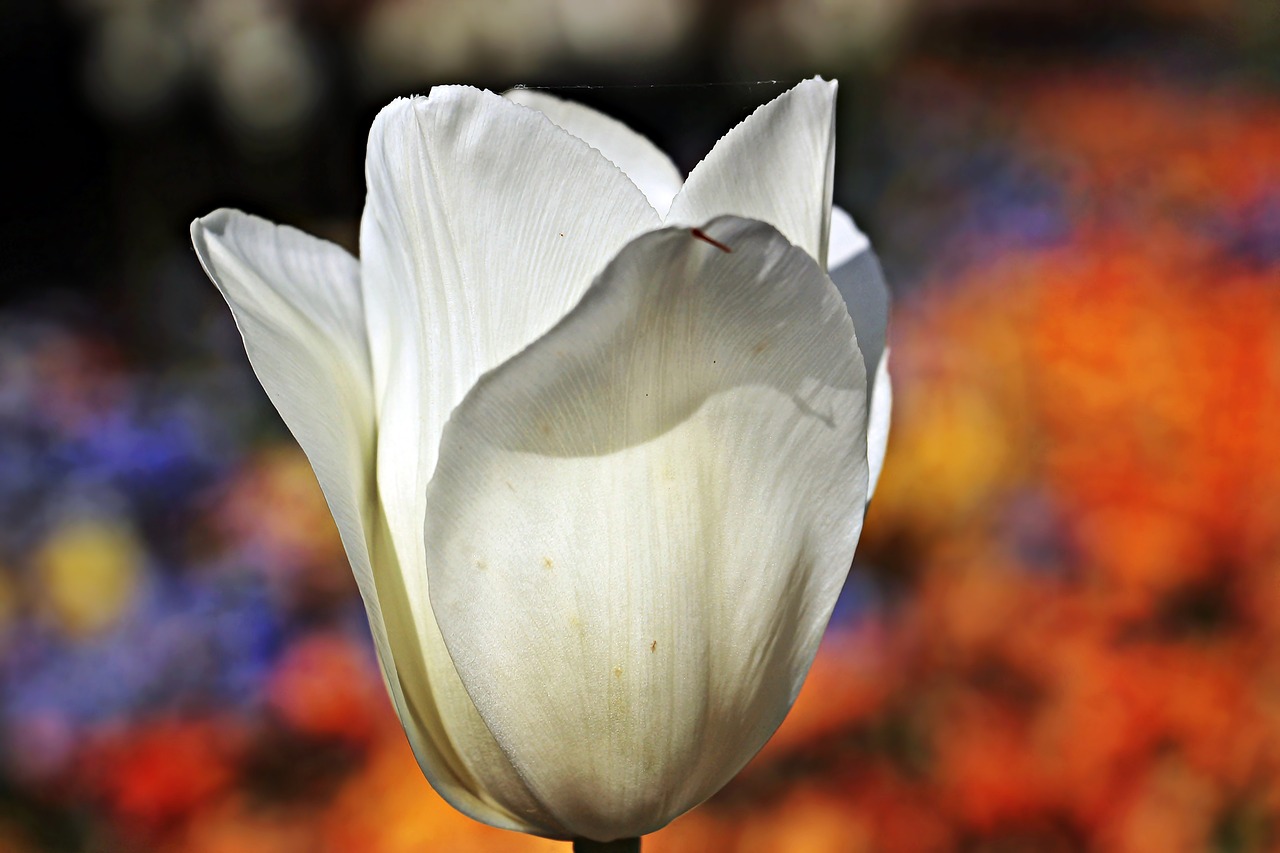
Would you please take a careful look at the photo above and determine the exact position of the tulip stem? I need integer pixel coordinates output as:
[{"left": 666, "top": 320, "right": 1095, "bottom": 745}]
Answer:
[{"left": 572, "top": 839, "right": 639, "bottom": 853}]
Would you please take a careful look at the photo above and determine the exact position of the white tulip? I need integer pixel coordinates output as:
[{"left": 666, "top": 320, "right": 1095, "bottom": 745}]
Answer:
[{"left": 191, "top": 77, "right": 891, "bottom": 845}]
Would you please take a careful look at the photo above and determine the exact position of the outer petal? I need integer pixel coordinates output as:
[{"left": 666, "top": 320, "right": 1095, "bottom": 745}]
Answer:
[
  {"left": 827, "top": 204, "right": 871, "bottom": 270},
  {"left": 503, "top": 88, "right": 684, "bottom": 218},
  {"left": 358, "top": 86, "right": 660, "bottom": 834},
  {"left": 191, "top": 211, "right": 549, "bottom": 833},
  {"left": 424, "top": 216, "right": 870, "bottom": 841},
  {"left": 825, "top": 205, "right": 892, "bottom": 499},
  {"left": 665, "top": 77, "right": 837, "bottom": 266},
  {"left": 867, "top": 348, "right": 892, "bottom": 498},
  {"left": 190, "top": 212, "right": 378, "bottom": 653}
]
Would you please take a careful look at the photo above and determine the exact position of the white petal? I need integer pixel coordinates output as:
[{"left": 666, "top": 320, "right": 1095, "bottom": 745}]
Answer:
[
  {"left": 827, "top": 205, "right": 870, "bottom": 270},
  {"left": 424, "top": 216, "right": 870, "bottom": 841},
  {"left": 190, "top": 211, "right": 550, "bottom": 834},
  {"left": 358, "top": 86, "right": 660, "bottom": 834},
  {"left": 190, "top": 211, "right": 378, "bottom": 655},
  {"left": 824, "top": 208, "right": 891, "bottom": 500},
  {"left": 504, "top": 88, "right": 684, "bottom": 218},
  {"left": 867, "top": 348, "right": 892, "bottom": 499},
  {"left": 665, "top": 77, "right": 837, "bottom": 266},
  {"left": 827, "top": 218, "right": 888, "bottom": 393},
  {"left": 359, "top": 86, "right": 661, "bottom": 549}
]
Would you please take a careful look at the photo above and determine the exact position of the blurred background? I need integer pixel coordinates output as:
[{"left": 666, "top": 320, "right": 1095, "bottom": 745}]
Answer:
[{"left": 3, "top": 0, "right": 1280, "bottom": 850}]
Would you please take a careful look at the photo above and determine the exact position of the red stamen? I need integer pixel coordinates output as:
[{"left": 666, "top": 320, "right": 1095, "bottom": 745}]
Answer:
[{"left": 691, "top": 228, "right": 733, "bottom": 253}]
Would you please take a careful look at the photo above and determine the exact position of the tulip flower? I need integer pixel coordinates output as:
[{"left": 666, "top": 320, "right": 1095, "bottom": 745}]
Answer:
[{"left": 191, "top": 77, "right": 891, "bottom": 848}]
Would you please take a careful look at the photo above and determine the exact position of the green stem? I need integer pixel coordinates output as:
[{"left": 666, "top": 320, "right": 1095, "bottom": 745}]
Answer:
[{"left": 572, "top": 839, "right": 640, "bottom": 853}]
